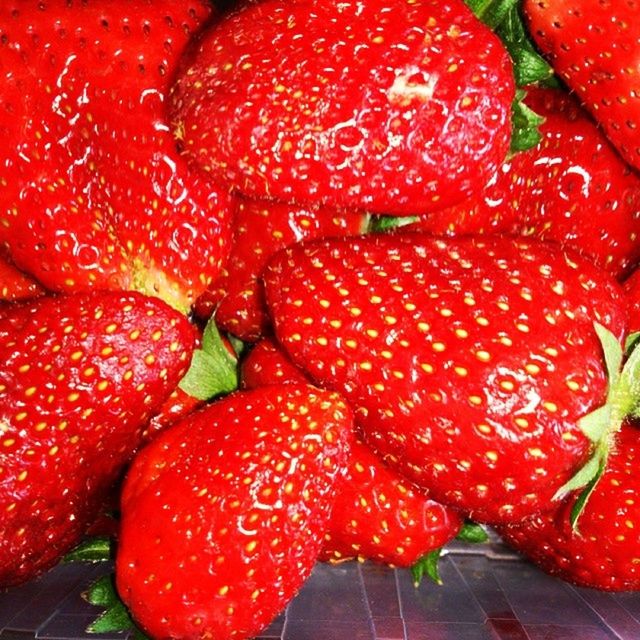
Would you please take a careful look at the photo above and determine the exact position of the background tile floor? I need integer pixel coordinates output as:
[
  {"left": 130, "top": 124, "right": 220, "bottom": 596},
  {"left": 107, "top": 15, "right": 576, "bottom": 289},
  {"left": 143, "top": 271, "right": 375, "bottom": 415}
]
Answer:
[{"left": 1, "top": 538, "right": 639, "bottom": 640}]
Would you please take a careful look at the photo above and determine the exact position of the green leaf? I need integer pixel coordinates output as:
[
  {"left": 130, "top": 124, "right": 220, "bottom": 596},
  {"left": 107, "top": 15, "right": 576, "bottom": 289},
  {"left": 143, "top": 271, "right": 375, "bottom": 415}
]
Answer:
[
  {"left": 554, "top": 322, "right": 640, "bottom": 531},
  {"left": 595, "top": 322, "right": 623, "bottom": 387},
  {"left": 227, "top": 334, "right": 248, "bottom": 358},
  {"left": 617, "top": 331, "right": 640, "bottom": 419},
  {"left": 411, "top": 549, "right": 443, "bottom": 587},
  {"left": 63, "top": 537, "right": 113, "bottom": 564},
  {"left": 495, "top": 5, "right": 555, "bottom": 87},
  {"left": 464, "top": 0, "right": 519, "bottom": 29},
  {"left": 625, "top": 332, "right": 640, "bottom": 355},
  {"left": 88, "top": 600, "right": 137, "bottom": 634},
  {"left": 368, "top": 215, "right": 418, "bottom": 234},
  {"left": 577, "top": 405, "right": 611, "bottom": 444},
  {"left": 510, "top": 91, "right": 545, "bottom": 152},
  {"left": 456, "top": 521, "right": 489, "bottom": 544},
  {"left": 553, "top": 448, "right": 606, "bottom": 502},
  {"left": 84, "top": 574, "right": 150, "bottom": 639},
  {"left": 84, "top": 575, "right": 115, "bottom": 607},
  {"left": 570, "top": 457, "right": 607, "bottom": 530},
  {"left": 178, "top": 317, "right": 238, "bottom": 401}
]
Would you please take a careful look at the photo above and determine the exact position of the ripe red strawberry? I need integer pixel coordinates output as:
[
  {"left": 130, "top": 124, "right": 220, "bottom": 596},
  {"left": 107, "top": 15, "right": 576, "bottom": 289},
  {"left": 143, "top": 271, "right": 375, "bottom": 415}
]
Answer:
[
  {"left": 170, "top": 0, "right": 515, "bottom": 215},
  {"left": 0, "top": 0, "right": 233, "bottom": 312},
  {"left": 116, "top": 384, "right": 353, "bottom": 640},
  {"left": 241, "top": 337, "right": 465, "bottom": 569},
  {"left": 194, "top": 197, "right": 367, "bottom": 341},
  {"left": 0, "top": 249, "right": 45, "bottom": 302},
  {"left": 263, "top": 233, "right": 628, "bottom": 524},
  {"left": 411, "top": 87, "right": 640, "bottom": 279},
  {"left": 240, "top": 337, "right": 309, "bottom": 389},
  {"left": 318, "top": 439, "right": 463, "bottom": 567},
  {"left": 0, "top": 290, "right": 196, "bottom": 587},
  {"left": 497, "top": 420, "right": 640, "bottom": 591},
  {"left": 523, "top": 0, "right": 640, "bottom": 170}
]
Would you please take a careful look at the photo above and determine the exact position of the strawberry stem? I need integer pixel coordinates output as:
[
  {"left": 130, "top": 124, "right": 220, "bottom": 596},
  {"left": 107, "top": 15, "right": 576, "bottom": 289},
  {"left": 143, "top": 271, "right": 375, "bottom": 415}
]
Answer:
[{"left": 63, "top": 537, "right": 113, "bottom": 564}]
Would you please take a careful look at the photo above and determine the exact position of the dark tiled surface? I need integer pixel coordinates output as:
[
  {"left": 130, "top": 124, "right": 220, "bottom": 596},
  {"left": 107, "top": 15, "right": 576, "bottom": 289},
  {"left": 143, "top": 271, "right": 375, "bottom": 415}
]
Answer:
[{"left": 2, "top": 543, "right": 640, "bottom": 640}]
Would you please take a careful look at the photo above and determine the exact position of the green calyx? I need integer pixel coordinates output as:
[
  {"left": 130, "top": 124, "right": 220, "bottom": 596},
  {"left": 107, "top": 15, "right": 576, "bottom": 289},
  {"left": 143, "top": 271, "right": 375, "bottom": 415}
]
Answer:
[
  {"left": 554, "top": 325, "right": 640, "bottom": 528},
  {"left": 178, "top": 316, "right": 240, "bottom": 401},
  {"left": 411, "top": 549, "right": 444, "bottom": 587},
  {"left": 464, "top": 0, "right": 556, "bottom": 154},
  {"left": 84, "top": 574, "right": 149, "bottom": 639},
  {"left": 411, "top": 522, "right": 489, "bottom": 587}
]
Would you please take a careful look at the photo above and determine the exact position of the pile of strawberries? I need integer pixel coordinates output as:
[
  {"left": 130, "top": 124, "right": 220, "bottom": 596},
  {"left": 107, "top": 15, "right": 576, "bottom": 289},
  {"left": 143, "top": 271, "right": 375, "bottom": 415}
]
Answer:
[{"left": 1, "top": 0, "right": 640, "bottom": 638}]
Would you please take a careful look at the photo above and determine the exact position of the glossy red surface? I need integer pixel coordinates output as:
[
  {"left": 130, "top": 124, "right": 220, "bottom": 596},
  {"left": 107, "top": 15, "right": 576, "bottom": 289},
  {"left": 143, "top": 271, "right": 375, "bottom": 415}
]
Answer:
[
  {"left": 171, "top": 0, "right": 514, "bottom": 215},
  {"left": 264, "top": 233, "right": 628, "bottom": 524},
  {"left": 0, "top": 0, "right": 233, "bottom": 310}
]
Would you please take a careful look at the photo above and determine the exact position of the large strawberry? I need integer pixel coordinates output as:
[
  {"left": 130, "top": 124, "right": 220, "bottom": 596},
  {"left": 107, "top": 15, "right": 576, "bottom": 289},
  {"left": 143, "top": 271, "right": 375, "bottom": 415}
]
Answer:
[
  {"left": 408, "top": 87, "right": 640, "bottom": 279},
  {"left": 116, "top": 384, "right": 353, "bottom": 640},
  {"left": 0, "top": 0, "right": 233, "bottom": 312},
  {"left": 263, "top": 233, "right": 629, "bottom": 524},
  {"left": 523, "top": 0, "right": 640, "bottom": 170},
  {"left": 497, "top": 419, "right": 640, "bottom": 591},
  {"left": 170, "top": 0, "right": 515, "bottom": 215},
  {"left": 0, "top": 290, "right": 195, "bottom": 587},
  {"left": 194, "top": 197, "right": 368, "bottom": 341}
]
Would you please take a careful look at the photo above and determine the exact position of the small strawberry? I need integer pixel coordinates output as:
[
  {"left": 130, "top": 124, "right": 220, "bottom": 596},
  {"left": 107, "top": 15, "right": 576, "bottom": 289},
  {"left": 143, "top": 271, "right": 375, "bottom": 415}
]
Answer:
[
  {"left": 523, "top": 0, "right": 640, "bottom": 170},
  {"left": 241, "top": 337, "right": 465, "bottom": 570},
  {"left": 263, "top": 233, "right": 629, "bottom": 524},
  {"left": 0, "top": 290, "right": 196, "bottom": 587},
  {"left": 240, "top": 336, "right": 309, "bottom": 389},
  {"left": 170, "top": 0, "right": 515, "bottom": 215},
  {"left": 497, "top": 419, "right": 640, "bottom": 591},
  {"left": 0, "top": 0, "right": 233, "bottom": 312},
  {"left": 318, "top": 439, "right": 463, "bottom": 568},
  {"left": 194, "top": 197, "right": 367, "bottom": 341},
  {"left": 116, "top": 384, "right": 353, "bottom": 640},
  {"left": 409, "top": 87, "right": 640, "bottom": 279}
]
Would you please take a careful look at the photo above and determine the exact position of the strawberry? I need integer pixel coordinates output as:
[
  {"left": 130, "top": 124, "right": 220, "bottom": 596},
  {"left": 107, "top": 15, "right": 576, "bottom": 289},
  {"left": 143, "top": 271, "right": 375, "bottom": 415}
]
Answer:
[
  {"left": 240, "top": 336, "right": 309, "bottom": 389},
  {"left": 263, "top": 233, "right": 629, "bottom": 524},
  {"left": 523, "top": 0, "right": 640, "bottom": 170},
  {"left": 318, "top": 439, "right": 463, "bottom": 568},
  {"left": 0, "top": 248, "right": 45, "bottom": 302},
  {"left": 0, "top": 290, "right": 196, "bottom": 587},
  {"left": 170, "top": 0, "right": 515, "bottom": 215},
  {"left": 241, "top": 338, "right": 464, "bottom": 569},
  {"left": 409, "top": 87, "right": 640, "bottom": 279},
  {"left": 116, "top": 384, "right": 353, "bottom": 640},
  {"left": 194, "top": 197, "right": 367, "bottom": 341},
  {"left": 497, "top": 419, "right": 640, "bottom": 591},
  {"left": 0, "top": 0, "right": 233, "bottom": 312},
  {"left": 624, "top": 269, "right": 640, "bottom": 334}
]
